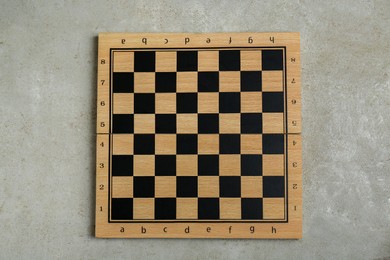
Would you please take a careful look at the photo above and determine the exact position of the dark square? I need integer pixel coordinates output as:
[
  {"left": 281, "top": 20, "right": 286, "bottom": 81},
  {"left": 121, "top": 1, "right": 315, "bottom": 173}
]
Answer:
[
  {"left": 241, "top": 155, "right": 262, "bottom": 176},
  {"left": 113, "top": 114, "right": 134, "bottom": 133},
  {"left": 241, "top": 113, "right": 262, "bottom": 133},
  {"left": 198, "top": 198, "right": 219, "bottom": 219},
  {"left": 155, "top": 198, "right": 176, "bottom": 219},
  {"left": 134, "top": 93, "right": 155, "bottom": 114},
  {"left": 156, "top": 114, "right": 176, "bottom": 133},
  {"left": 219, "top": 92, "right": 240, "bottom": 113},
  {"left": 241, "top": 198, "right": 263, "bottom": 219},
  {"left": 133, "top": 177, "right": 154, "bottom": 197},
  {"left": 262, "top": 134, "right": 284, "bottom": 154},
  {"left": 177, "top": 93, "right": 197, "bottom": 113},
  {"left": 177, "top": 134, "right": 198, "bottom": 154},
  {"left": 219, "top": 50, "right": 240, "bottom": 71},
  {"left": 263, "top": 176, "right": 285, "bottom": 197},
  {"left": 220, "top": 176, "right": 241, "bottom": 197},
  {"left": 155, "top": 155, "right": 176, "bottom": 176},
  {"left": 262, "top": 50, "right": 284, "bottom": 71},
  {"left": 177, "top": 176, "right": 198, "bottom": 197},
  {"left": 113, "top": 72, "right": 134, "bottom": 93},
  {"left": 262, "top": 92, "right": 284, "bottom": 113},
  {"left": 134, "top": 134, "right": 155, "bottom": 154},
  {"left": 111, "top": 198, "right": 133, "bottom": 220},
  {"left": 156, "top": 72, "right": 176, "bottom": 93},
  {"left": 220, "top": 134, "right": 240, "bottom": 154},
  {"left": 177, "top": 51, "right": 198, "bottom": 71},
  {"left": 240, "top": 71, "right": 262, "bottom": 91},
  {"left": 198, "top": 72, "right": 219, "bottom": 92},
  {"left": 198, "top": 114, "right": 219, "bottom": 133},
  {"left": 112, "top": 155, "right": 133, "bottom": 176},
  {"left": 134, "top": 51, "right": 155, "bottom": 72},
  {"left": 198, "top": 155, "right": 219, "bottom": 176}
]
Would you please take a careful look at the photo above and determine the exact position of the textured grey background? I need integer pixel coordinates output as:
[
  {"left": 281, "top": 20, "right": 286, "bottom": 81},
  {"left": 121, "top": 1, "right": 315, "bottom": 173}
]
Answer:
[{"left": 0, "top": 0, "right": 389, "bottom": 259}]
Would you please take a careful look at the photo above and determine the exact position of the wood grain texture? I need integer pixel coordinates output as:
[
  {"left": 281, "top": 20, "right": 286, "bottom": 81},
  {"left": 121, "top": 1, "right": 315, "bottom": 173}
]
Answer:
[{"left": 96, "top": 32, "right": 301, "bottom": 239}]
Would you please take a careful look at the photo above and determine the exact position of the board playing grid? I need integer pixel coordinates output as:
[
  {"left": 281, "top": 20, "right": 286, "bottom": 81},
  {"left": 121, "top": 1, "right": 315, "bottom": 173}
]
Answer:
[{"left": 96, "top": 33, "right": 301, "bottom": 238}]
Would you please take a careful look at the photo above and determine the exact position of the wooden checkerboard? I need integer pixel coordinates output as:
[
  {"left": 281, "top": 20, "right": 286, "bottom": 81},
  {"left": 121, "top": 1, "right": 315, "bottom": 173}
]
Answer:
[{"left": 96, "top": 33, "right": 301, "bottom": 238}]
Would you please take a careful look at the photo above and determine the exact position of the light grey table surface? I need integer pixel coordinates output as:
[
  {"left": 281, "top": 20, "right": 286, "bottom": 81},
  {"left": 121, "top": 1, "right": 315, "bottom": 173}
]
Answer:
[{"left": 0, "top": 0, "right": 389, "bottom": 259}]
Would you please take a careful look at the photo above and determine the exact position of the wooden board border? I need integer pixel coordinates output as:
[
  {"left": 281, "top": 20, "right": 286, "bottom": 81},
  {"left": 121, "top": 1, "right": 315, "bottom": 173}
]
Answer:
[{"left": 96, "top": 33, "right": 301, "bottom": 238}]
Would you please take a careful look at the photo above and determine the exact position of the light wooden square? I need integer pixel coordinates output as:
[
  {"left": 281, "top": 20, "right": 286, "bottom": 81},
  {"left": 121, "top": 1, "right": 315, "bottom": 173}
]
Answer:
[
  {"left": 156, "top": 51, "right": 176, "bottom": 72},
  {"left": 177, "top": 72, "right": 197, "bottom": 93},
  {"left": 263, "top": 113, "right": 284, "bottom": 133},
  {"left": 134, "top": 72, "right": 155, "bottom": 93},
  {"left": 177, "top": 198, "right": 197, "bottom": 219},
  {"left": 262, "top": 71, "right": 283, "bottom": 92},
  {"left": 219, "top": 155, "right": 240, "bottom": 176},
  {"left": 241, "top": 134, "right": 262, "bottom": 154},
  {"left": 240, "top": 50, "right": 261, "bottom": 71},
  {"left": 113, "top": 93, "right": 133, "bottom": 114},
  {"left": 262, "top": 154, "right": 284, "bottom": 176},
  {"left": 155, "top": 176, "right": 176, "bottom": 197},
  {"left": 177, "top": 155, "right": 197, "bottom": 176},
  {"left": 112, "top": 134, "right": 133, "bottom": 155},
  {"left": 156, "top": 93, "right": 176, "bottom": 114},
  {"left": 113, "top": 51, "right": 134, "bottom": 72},
  {"left": 133, "top": 198, "right": 154, "bottom": 219},
  {"left": 198, "top": 134, "right": 219, "bottom": 154},
  {"left": 198, "top": 176, "right": 219, "bottom": 197},
  {"left": 198, "top": 93, "right": 219, "bottom": 113},
  {"left": 263, "top": 198, "right": 285, "bottom": 219},
  {"left": 241, "top": 92, "right": 262, "bottom": 113},
  {"left": 112, "top": 177, "right": 133, "bottom": 198},
  {"left": 177, "top": 114, "right": 197, "bottom": 133},
  {"left": 198, "top": 51, "right": 219, "bottom": 71},
  {"left": 241, "top": 176, "right": 262, "bottom": 198},
  {"left": 133, "top": 155, "right": 154, "bottom": 176},
  {"left": 219, "top": 72, "right": 240, "bottom": 92},
  {"left": 155, "top": 134, "right": 176, "bottom": 154},
  {"left": 134, "top": 114, "right": 155, "bottom": 133},
  {"left": 220, "top": 198, "right": 241, "bottom": 219},
  {"left": 219, "top": 113, "right": 240, "bottom": 133}
]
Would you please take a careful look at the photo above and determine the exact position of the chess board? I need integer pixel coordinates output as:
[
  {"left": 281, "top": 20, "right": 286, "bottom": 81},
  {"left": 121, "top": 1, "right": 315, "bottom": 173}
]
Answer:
[{"left": 96, "top": 33, "right": 301, "bottom": 238}]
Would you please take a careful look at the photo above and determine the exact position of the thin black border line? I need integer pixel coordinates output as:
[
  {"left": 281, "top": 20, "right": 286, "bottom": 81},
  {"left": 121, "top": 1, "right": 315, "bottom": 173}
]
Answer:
[
  {"left": 108, "top": 47, "right": 288, "bottom": 223},
  {"left": 284, "top": 47, "right": 289, "bottom": 221},
  {"left": 110, "top": 46, "right": 286, "bottom": 50},
  {"left": 107, "top": 51, "right": 113, "bottom": 222},
  {"left": 109, "top": 220, "right": 288, "bottom": 223},
  {"left": 108, "top": 46, "right": 288, "bottom": 223}
]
